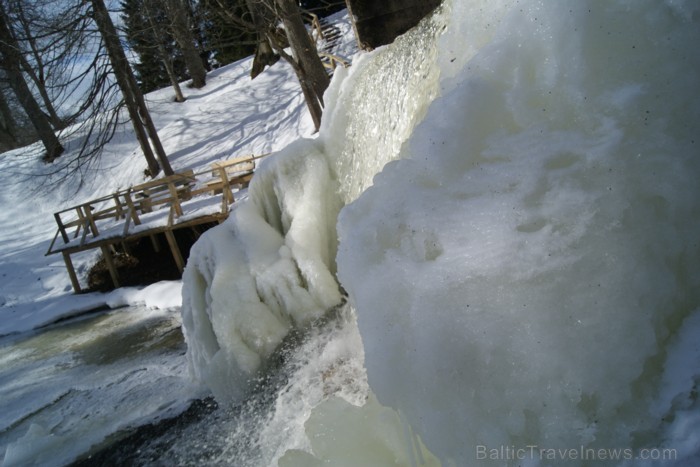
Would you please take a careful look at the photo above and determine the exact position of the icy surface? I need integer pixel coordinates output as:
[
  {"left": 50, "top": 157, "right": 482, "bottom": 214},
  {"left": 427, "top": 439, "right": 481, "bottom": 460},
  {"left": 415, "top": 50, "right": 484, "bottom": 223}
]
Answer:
[
  {"left": 181, "top": 145, "right": 344, "bottom": 402},
  {"left": 180, "top": 9, "right": 444, "bottom": 402},
  {"left": 182, "top": 0, "right": 700, "bottom": 465},
  {"left": 337, "top": 0, "right": 700, "bottom": 464}
]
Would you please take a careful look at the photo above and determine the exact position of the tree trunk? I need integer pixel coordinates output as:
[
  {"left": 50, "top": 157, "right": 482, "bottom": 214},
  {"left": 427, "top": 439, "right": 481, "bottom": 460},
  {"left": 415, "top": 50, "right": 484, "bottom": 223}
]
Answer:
[
  {"left": 14, "top": 7, "right": 66, "bottom": 130},
  {"left": 0, "top": 88, "right": 18, "bottom": 146},
  {"left": 245, "top": 0, "right": 279, "bottom": 79},
  {"left": 90, "top": 0, "right": 173, "bottom": 176},
  {"left": 164, "top": 0, "right": 207, "bottom": 89},
  {"left": 274, "top": 0, "right": 330, "bottom": 130},
  {"left": 144, "top": 0, "right": 186, "bottom": 102},
  {"left": 0, "top": 11, "right": 63, "bottom": 160},
  {"left": 159, "top": 46, "right": 187, "bottom": 103}
]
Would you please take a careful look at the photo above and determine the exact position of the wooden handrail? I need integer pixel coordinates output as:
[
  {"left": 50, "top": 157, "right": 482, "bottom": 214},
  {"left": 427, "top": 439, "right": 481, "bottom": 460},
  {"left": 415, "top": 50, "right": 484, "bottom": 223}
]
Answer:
[
  {"left": 319, "top": 52, "right": 350, "bottom": 70},
  {"left": 48, "top": 156, "right": 274, "bottom": 252},
  {"left": 301, "top": 10, "right": 325, "bottom": 42}
]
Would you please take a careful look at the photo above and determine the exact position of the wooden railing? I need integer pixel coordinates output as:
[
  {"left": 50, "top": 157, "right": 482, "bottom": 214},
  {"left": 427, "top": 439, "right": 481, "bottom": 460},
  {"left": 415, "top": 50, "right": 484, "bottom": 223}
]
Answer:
[
  {"left": 302, "top": 10, "right": 325, "bottom": 42},
  {"left": 47, "top": 155, "right": 271, "bottom": 256},
  {"left": 318, "top": 52, "right": 350, "bottom": 71}
]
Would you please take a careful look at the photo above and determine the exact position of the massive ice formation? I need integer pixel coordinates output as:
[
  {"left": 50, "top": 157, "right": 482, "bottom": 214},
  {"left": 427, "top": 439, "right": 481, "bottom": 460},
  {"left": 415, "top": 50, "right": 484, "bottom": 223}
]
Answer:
[
  {"left": 182, "top": 0, "right": 700, "bottom": 464},
  {"left": 338, "top": 0, "right": 700, "bottom": 464}
]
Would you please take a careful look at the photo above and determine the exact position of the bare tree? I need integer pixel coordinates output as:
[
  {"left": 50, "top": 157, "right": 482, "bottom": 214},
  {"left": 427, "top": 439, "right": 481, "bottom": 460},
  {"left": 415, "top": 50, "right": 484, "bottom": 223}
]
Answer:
[
  {"left": 0, "top": 4, "right": 64, "bottom": 161},
  {"left": 272, "top": 0, "right": 329, "bottom": 130},
  {"left": 8, "top": 0, "right": 67, "bottom": 130},
  {"left": 90, "top": 0, "right": 173, "bottom": 177},
  {"left": 209, "top": 0, "right": 331, "bottom": 130}
]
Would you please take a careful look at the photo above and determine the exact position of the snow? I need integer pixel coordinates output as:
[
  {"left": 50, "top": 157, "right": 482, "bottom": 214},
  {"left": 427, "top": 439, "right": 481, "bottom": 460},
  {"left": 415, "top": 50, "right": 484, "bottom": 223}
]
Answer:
[
  {"left": 0, "top": 10, "right": 357, "bottom": 338},
  {"left": 0, "top": 10, "right": 359, "bottom": 465}
]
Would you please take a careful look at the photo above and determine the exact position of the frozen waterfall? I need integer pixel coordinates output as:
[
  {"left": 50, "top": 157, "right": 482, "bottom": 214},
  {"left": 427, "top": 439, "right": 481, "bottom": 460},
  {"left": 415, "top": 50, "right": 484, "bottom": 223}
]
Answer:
[{"left": 182, "top": 0, "right": 700, "bottom": 465}]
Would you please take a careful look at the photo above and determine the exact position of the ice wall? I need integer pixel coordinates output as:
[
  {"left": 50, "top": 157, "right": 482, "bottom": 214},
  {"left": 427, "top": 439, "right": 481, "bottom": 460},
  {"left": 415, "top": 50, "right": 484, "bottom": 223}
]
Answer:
[
  {"left": 181, "top": 145, "right": 343, "bottom": 402},
  {"left": 337, "top": 0, "right": 700, "bottom": 464},
  {"left": 180, "top": 8, "right": 445, "bottom": 403},
  {"left": 182, "top": 0, "right": 700, "bottom": 464}
]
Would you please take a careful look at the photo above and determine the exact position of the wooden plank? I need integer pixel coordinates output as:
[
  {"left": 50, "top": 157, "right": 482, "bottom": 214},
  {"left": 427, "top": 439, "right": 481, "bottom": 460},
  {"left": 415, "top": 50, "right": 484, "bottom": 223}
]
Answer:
[
  {"left": 100, "top": 245, "right": 120, "bottom": 288},
  {"left": 55, "top": 213, "right": 69, "bottom": 244},
  {"left": 62, "top": 251, "right": 82, "bottom": 293},
  {"left": 123, "top": 191, "right": 141, "bottom": 226},
  {"left": 165, "top": 229, "right": 185, "bottom": 273}
]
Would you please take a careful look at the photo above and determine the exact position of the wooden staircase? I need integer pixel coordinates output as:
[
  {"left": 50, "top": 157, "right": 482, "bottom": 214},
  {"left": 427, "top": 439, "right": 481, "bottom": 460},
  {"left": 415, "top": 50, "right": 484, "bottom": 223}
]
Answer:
[{"left": 303, "top": 10, "right": 350, "bottom": 75}]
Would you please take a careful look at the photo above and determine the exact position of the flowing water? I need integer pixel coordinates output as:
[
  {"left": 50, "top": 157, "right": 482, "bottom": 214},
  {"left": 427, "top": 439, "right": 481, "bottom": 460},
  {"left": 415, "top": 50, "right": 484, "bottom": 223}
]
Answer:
[{"left": 0, "top": 307, "right": 198, "bottom": 466}]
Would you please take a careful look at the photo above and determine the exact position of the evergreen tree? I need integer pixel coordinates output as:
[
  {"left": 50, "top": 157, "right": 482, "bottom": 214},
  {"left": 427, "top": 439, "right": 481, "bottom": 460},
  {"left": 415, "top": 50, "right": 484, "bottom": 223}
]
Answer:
[
  {"left": 199, "top": 0, "right": 256, "bottom": 67},
  {"left": 121, "top": 0, "right": 187, "bottom": 93}
]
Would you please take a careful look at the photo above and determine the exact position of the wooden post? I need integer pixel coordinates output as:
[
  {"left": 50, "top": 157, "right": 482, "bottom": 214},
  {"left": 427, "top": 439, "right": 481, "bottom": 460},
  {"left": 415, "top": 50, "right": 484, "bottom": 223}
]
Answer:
[
  {"left": 124, "top": 191, "right": 141, "bottom": 225},
  {"left": 140, "top": 189, "right": 153, "bottom": 213},
  {"left": 82, "top": 203, "right": 99, "bottom": 237},
  {"left": 218, "top": 166, "right": 234, "bottom": 212},
  {"left": 62, "top": 251, "right": 82, "bottom": 293},
  {"left": 165, "top": 229, "right": 185, "bottom": 273},
  {"left": 100, "top": 244, "right": 120, "bottom": 288},
  {"left": 55, "top": 212, "right": 69, "bottom": 244},
  {"left": 150, "top": 234, "right": 161, "bottom": 252},
  {"left": 113, "top": 193, "right": 124, "bottom": 219},
  {"left": 167, "top": 181, "right": 183, "bottom": 217},
  {"left": 76, "top": 207, "right": 86, "bottom": 237},
  {"left": 121, "top": 241, "right": 131, "bottom": 255}
]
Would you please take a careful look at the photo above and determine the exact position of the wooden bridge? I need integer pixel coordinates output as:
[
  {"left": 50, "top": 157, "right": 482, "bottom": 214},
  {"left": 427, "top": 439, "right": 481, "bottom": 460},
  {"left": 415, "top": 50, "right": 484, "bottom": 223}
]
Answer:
[{"left": 46, "top": 154, "right": 265, "bottom": 293}]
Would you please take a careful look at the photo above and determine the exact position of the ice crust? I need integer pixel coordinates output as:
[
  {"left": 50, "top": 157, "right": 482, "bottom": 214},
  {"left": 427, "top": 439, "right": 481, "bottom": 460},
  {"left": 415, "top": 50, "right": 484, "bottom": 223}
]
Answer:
[
  {"left": 338, "top": 0, "right": 700, "bottom": 464},
  {"left": 180, "top": 7, "right": 444, "bottom": 403},
  {"left": 181, "top": 0, "right": 700, "bottom": 464},
  {"left": 181, "top": 145, "right": 343, "bottom": 402}
]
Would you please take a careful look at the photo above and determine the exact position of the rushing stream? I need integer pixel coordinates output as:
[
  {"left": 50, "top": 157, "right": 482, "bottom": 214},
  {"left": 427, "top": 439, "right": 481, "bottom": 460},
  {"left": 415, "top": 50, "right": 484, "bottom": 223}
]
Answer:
[{"left": 0, "top": 307, "right": 198, "bottom": 466}]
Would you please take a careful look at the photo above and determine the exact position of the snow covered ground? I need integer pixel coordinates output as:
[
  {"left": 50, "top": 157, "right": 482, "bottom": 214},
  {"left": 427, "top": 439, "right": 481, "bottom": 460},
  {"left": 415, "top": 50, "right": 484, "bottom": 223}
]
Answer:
[{"left": 0, "top": 11, "right": 356, "bottom": 337}]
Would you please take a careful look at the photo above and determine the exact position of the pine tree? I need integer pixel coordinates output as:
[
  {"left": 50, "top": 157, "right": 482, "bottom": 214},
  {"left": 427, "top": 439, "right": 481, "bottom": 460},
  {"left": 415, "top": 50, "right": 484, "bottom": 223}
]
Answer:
[
  {"left": 121, "top": 0, "right": 187, "bottom": 93},
  {"left": 199, "top": 0, "right": 256, "bottom": 67}
]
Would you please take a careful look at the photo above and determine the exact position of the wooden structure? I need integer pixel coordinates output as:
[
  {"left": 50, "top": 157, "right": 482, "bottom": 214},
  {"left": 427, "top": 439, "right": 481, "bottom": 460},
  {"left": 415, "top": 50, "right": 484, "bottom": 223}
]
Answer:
[{"left": 46, "top": 154, "right": 264, "bottom": 293}]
